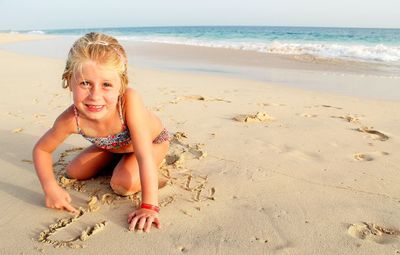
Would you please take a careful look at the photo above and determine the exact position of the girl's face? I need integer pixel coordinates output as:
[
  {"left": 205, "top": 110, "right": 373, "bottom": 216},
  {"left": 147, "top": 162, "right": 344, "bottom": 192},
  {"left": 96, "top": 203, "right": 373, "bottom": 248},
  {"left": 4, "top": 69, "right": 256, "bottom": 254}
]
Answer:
[{"left": 70, "top": 60, "right": 122, "bottom": 121}]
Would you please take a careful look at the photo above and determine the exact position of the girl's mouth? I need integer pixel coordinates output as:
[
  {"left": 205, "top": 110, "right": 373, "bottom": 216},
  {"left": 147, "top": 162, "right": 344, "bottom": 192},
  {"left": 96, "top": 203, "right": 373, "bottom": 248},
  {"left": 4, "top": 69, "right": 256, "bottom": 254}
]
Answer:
[{"left": 85, "top": 104, "right": 104, "bottom": 112}]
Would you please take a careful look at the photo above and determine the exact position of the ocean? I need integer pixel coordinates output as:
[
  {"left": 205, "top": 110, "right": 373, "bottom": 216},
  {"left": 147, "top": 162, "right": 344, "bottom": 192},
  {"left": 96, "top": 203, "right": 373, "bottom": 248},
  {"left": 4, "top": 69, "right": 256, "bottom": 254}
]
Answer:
[{"left": 14, "top": 26, "right": 400, "bottom": 65}]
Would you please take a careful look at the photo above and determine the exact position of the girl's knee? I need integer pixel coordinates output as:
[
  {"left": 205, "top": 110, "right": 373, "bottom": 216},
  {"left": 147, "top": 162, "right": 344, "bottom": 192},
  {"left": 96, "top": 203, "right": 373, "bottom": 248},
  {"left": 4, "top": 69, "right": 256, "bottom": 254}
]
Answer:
[
  {"left": 66, "top": 161, "right": 92, "bottom": 180},
  {"left": 66, "top": 163, "right": 79, "bottom": 179},
  {"left": 110, "top": 178, "right": 141, "bottom": 196}
]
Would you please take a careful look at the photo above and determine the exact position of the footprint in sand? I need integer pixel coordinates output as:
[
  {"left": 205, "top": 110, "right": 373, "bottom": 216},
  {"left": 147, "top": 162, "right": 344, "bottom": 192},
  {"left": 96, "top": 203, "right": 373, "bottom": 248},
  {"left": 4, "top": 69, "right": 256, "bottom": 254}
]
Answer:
[
  {"left": 353, "top": 153, "right": 374, "bottom": 161},
  {"left": 355, "top": 127, "right": 389, "bottom": 141},
  {"left": 331, "top": 115, "right": 389, "bottom": 141},
  {"left": 347, "top": 222, "right": 400, "bottom": 244},
  {"left": 331, "top": 115, "right": 360, "bottom": 123},
  {"left": 353, "top": 151, "right": 389, "bottom": 161},
  {"left": 233, "top": 112, "right": 274, "bottom": 123}
]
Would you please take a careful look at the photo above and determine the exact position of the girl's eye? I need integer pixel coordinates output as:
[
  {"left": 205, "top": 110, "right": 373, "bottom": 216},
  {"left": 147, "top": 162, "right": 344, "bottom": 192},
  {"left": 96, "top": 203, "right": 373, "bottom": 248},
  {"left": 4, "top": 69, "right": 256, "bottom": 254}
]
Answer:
[
  {"left": 80, "top": 81, "right": 90, "bottom": 87},
  {"left": 103, "top": 82, "right": 112, "bottom": 87}
]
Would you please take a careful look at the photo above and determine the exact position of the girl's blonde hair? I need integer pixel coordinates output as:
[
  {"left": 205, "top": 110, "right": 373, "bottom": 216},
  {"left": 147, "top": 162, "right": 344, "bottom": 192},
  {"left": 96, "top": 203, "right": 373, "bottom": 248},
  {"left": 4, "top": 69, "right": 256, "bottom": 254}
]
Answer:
[{"left": 62, "top": 32, "right": 129, "bottom": 94}]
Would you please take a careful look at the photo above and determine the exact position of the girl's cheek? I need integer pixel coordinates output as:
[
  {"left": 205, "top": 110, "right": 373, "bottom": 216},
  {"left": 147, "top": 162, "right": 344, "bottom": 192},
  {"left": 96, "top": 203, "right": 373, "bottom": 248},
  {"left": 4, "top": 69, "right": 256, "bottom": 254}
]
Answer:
[
  {"left": 72, "top": 90, "right": 87, "bottom": 101},
  {"left": 105, "top": 93, "right": 119, "bottom": 103}
]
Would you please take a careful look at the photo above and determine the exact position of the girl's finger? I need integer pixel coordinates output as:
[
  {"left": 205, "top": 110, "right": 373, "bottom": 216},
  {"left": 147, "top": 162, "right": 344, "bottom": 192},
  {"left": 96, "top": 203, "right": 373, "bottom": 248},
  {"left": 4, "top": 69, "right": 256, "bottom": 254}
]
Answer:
[
  {"left": 127, "top": 212, "right": 137, "bottom": 224},
  {"left": 137, "top": 217, "right": 147, "bottom": 231},
  {"left": 66, "top": 194, "right": 72, "bottom": 203},
  {"left": 129, "top": 216, "right": 140, "bottom": 231},
  {"left": 64, "top": 203, "right": 77, "bottom": 213},
  {"left": 153, "top": 217, "right": 161, "bottom": 229},
  {"left": 144, "top": 216, "right": 154, "bottom": 232}
]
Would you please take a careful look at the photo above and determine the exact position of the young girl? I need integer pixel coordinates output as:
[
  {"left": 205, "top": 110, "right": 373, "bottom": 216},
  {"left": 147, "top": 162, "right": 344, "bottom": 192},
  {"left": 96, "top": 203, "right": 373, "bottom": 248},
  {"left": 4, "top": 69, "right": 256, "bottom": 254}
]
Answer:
[{"left": 33, "top": 32, "right": 170, "bottom": 233}]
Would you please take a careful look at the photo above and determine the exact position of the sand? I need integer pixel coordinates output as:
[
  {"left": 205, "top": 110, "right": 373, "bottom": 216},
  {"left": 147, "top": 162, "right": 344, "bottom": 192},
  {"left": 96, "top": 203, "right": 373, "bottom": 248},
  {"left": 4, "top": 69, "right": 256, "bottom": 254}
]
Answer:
[
  {"left": 0, "top": 33, "right": 54, "bottom": 44},
  {"left": 1, "top": 33, "right": 400, "bottom": 254}
]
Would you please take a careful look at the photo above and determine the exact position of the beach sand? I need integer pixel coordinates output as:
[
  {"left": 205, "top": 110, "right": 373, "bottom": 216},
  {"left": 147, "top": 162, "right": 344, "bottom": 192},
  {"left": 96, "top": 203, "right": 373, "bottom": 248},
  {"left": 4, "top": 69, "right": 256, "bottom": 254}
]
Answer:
[
  {"left": 0, "top": 33, "right": 54, "bottom": 44},
  {"left": 1, "top": 33, "right": 400, "bottom": 254}
]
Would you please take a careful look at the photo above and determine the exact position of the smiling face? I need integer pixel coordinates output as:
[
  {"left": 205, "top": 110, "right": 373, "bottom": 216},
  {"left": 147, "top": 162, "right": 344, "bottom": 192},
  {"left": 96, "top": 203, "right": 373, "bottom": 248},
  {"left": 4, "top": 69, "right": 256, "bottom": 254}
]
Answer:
[{"left": 70, "top": 60, "right": 122, "bottom": 121}]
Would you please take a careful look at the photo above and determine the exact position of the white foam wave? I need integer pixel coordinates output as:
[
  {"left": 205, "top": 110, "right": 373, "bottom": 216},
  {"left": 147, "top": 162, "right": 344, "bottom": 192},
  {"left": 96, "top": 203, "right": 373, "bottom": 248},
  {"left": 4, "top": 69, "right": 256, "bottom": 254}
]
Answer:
[
  {"left": 27, "top": 30, "right": 46, "bottom": 35},
  {"left": 117, "top": 35, "right": 400, "bottom": 63},
  {"left": 265, "top": 42, "right": 400, "bottom": 63}
]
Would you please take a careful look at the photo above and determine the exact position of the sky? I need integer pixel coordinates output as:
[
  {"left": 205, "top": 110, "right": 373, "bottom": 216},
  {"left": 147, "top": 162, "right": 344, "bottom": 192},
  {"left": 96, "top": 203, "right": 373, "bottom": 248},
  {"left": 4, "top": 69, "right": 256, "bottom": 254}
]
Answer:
[{"left": 0, "top": 0, "right": 399, "bottom": 30}]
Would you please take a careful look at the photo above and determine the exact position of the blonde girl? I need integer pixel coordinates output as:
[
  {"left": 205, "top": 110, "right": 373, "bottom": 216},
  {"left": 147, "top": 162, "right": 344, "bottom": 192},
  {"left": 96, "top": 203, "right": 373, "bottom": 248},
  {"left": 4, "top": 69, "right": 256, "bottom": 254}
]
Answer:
[{"left": 33, "top": 32, "right": 169, "bottom": 233}]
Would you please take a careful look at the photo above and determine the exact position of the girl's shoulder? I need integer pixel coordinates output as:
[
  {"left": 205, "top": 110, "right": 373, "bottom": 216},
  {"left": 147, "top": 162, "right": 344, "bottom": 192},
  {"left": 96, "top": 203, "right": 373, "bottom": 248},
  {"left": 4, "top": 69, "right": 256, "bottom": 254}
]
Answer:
[
  {"left": 122, "top": 88, "right": 140, "bottom": 101},
  {"left": 52, "top": 105, "right": 78, "bottom": 135},
  {"left": 121, "top": 88, "right": 151, "bottom": 122},
  {"left": 121, "top": 88, "right": 144, "bottom": 111}
]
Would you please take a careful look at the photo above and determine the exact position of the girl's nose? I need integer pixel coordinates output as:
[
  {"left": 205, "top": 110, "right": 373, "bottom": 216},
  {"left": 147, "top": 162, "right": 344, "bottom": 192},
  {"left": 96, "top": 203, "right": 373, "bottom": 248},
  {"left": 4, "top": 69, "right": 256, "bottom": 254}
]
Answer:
[{"left": 88, "top": 84, "right": 101, "bottom": 99}]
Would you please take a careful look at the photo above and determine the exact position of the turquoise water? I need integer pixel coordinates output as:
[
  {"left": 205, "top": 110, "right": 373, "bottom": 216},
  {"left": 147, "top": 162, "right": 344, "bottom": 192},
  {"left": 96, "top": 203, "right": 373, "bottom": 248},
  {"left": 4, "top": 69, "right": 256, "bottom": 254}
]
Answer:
[{"left": 12, "top": 26, "right": 400, "bottom": 64}]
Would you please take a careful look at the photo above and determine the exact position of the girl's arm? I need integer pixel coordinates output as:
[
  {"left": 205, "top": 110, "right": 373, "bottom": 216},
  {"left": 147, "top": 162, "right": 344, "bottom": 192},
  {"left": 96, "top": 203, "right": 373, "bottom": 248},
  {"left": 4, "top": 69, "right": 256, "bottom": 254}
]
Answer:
[
  {"left": 125, "top": 89, "right": 161, "bottom": 232},
  {"left": 124, "top": 89, "right": 159, "bottom": 206},
  {"left": 33, "top": 107, "right": 77, "bottom": 213}
]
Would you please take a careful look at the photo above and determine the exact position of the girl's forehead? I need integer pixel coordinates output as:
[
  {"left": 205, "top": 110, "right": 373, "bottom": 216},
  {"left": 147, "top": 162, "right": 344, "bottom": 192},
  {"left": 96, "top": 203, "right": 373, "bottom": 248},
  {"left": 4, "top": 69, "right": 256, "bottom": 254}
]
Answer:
[{"left": 75, "top": 60, "right": 120, "bottom": 80}]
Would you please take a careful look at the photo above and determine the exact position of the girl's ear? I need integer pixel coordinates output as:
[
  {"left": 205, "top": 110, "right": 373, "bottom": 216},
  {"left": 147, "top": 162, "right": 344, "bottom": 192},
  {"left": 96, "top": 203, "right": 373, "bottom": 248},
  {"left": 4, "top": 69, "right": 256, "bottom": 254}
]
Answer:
[
  {"left": 62, "top": 78, "right": 72, "bottom": 90},
  {"left": 66, "top": 79, "right": 72, "bottom": 91}
]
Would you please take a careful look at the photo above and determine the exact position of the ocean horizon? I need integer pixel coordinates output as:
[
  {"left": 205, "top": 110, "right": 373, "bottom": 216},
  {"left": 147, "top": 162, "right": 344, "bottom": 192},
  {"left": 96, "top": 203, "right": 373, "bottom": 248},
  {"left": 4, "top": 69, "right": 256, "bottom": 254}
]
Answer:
[{"left": 3, "top": 26, "right": 400, "bottom": 66}]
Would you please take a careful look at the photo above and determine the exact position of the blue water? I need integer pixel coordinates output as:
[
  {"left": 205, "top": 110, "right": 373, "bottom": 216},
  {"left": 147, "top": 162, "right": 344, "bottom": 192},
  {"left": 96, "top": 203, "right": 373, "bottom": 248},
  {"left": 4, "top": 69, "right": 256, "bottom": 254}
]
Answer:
[{"left": 10, "top": 26, "right": 400, "bottom": 64}]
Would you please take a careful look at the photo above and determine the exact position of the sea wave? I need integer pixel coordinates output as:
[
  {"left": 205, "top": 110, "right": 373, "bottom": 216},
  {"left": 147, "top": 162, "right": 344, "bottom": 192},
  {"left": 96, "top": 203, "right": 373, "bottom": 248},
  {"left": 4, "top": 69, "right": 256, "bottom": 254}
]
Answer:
[
  {"left": 27, "top": 30, "right": 46, "bottom": 35},
  {"left": 117, "top": 35, "right": 400, "bottom": 64},
  {"left": 265, "top": 42, "right": 400, "bottom": 63}
]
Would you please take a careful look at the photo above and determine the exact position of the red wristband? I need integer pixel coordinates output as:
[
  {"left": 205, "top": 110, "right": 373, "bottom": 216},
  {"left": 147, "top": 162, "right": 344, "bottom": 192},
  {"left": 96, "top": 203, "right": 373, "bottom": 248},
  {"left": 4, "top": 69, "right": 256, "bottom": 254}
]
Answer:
[{"left": 140, "top": 203, "right": 160, "bottom": 213}]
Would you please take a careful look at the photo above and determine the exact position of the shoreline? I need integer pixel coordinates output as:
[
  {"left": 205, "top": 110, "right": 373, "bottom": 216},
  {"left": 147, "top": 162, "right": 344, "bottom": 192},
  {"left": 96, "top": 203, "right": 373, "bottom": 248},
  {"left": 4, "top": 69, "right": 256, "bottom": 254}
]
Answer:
[
  {"left": 2, "top": 33, "right": 398, "bottom": 77},
  {"left": 1, "top": 34, "right": 400, "bottom": 101}
]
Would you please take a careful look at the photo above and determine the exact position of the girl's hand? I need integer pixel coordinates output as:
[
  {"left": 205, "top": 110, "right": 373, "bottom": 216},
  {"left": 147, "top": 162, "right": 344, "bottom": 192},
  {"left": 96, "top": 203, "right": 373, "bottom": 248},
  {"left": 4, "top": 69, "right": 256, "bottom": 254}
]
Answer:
[
  {"left": 44, "top": 184, "right": 77, "bottom": 213},
  {"left": 128, "top": 208, "right": 161, "bottom": 232}
]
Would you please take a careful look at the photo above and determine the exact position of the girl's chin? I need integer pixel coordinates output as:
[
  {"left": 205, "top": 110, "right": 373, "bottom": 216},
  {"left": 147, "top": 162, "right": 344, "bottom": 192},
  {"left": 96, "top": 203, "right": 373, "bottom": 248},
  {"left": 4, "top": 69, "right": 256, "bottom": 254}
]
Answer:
[{"left": 77, "top": 106, "right": 107, "bottom": 119}]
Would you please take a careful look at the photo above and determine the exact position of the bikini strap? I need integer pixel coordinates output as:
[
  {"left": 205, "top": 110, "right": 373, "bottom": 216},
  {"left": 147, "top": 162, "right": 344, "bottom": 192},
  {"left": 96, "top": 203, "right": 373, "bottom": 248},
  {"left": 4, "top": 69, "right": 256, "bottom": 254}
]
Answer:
[
  {"left": 118, "top": 97, "right": 126, "bottom": 126},
  {"left": 73, "top": 105, "right": 82, "bottom": 133}
]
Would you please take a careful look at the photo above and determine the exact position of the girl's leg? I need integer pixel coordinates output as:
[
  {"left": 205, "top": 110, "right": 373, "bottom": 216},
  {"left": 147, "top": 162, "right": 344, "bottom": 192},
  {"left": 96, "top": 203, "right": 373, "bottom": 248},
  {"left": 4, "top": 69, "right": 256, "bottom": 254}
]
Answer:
[
  {"left": 66, "top": 145, "right": 119, "bottom": 180},
  {"left": 110, "top": 141, "right": 169, "bottom": 196}
]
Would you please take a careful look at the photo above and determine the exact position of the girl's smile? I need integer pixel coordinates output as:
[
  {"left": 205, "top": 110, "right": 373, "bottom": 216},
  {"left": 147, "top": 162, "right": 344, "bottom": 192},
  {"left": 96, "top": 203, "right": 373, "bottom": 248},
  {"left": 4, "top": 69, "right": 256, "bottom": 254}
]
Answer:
[{"left": 86, "top": 104, "right": 105, "bottom": 112}]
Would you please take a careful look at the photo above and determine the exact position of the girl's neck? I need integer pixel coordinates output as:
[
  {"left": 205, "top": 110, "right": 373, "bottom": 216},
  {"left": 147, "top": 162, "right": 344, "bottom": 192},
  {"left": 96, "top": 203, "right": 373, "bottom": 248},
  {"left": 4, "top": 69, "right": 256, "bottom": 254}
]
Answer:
[{"left": 77, "top": 105, "right": 123, "bottom": 137}]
